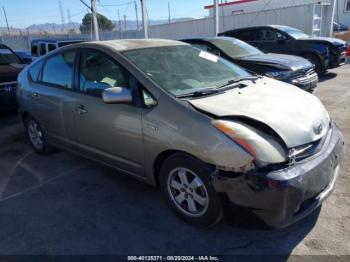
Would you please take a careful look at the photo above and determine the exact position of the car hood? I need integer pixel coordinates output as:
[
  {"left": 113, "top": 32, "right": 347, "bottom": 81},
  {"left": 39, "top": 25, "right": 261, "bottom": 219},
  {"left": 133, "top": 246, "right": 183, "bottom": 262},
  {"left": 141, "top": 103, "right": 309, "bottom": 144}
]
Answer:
[
  {"left": 239, "top": 53, "right": 312, "bottom": 71},
  {"left": 188, "top": 77, "right": 330, "bottom": 148},
  {"left": 299, "top": 37, "right": 346, "bottom": 46},
  {"left": 0, "top": 63, "right": 25, "bottom": 83}
]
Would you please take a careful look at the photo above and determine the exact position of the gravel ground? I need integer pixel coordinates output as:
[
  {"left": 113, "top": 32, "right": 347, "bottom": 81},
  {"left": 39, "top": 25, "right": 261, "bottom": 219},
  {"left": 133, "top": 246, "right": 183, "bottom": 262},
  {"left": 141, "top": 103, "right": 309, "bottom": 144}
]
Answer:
[{"left": 0, "top": 65, "right": 349, "bottom": 259}]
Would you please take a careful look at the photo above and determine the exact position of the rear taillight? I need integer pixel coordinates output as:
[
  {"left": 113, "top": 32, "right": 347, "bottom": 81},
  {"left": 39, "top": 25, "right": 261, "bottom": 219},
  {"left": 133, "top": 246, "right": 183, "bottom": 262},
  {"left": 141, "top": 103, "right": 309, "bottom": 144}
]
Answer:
[{"left": 346, "top": 46, "right": 350, "bottom": 56}]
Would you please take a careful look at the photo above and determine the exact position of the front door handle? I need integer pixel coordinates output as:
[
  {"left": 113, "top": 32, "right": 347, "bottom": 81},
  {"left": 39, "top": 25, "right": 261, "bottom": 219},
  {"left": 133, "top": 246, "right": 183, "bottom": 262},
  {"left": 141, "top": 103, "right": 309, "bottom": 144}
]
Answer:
[{"left": 76, "top": 104, "right": 88, "bottom": 115}]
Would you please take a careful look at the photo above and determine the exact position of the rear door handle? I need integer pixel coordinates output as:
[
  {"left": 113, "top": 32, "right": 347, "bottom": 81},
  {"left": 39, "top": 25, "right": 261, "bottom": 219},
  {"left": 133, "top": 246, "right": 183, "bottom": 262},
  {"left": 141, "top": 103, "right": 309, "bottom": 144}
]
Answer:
[
  {"left": 32, "top": 92, "right": 40, "bottom": 100},
  {"left": 76, "top": 104, "right": 88, "bottom": 115}
]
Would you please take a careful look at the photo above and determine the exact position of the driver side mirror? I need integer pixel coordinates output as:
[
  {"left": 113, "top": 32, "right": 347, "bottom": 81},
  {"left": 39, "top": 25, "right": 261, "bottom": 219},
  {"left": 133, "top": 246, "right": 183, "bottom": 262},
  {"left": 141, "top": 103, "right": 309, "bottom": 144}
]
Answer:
[
  {"left": 102, "top": 87, "right": 133, "bottom": 104},
  {"left": 277, "top": 39, "right": 287, "bottom": 45}
]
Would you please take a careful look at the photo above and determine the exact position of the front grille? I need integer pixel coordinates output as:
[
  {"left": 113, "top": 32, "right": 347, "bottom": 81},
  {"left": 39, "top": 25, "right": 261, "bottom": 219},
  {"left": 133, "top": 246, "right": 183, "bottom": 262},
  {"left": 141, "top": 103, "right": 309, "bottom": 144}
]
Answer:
[
  {"left": 290, "top": 67, "right": 318, "bottom": 84},
  {"left": 332, "top": 45, "right": 347, "bottom": 57},
  {"left": 289, "top": 122, "right": 332, "bottom": 162},
  {"left": 0, "top": 82, "right": 17, "bottom": 93}
]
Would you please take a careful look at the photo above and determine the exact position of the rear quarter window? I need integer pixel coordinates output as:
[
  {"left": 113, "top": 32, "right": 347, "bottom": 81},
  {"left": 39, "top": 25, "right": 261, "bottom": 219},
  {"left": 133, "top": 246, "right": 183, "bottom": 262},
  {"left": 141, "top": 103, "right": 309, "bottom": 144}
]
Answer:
[{"left": 28, "top": 60, "right": 44, "bottom": 82}]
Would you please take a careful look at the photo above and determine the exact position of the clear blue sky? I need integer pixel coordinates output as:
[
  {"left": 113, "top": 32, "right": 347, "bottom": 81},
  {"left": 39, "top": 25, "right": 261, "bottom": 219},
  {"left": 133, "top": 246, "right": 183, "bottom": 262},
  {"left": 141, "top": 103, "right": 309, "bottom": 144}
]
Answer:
[{"left": 0, "top": 0, "right": 214, "bottom": 28}]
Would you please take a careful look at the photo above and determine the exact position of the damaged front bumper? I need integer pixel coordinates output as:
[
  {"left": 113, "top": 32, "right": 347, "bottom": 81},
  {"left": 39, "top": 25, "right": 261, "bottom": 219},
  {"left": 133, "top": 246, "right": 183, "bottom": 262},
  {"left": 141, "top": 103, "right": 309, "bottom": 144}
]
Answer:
[{"left": 212, "top": 124, "right": 344, "bottom": 228}]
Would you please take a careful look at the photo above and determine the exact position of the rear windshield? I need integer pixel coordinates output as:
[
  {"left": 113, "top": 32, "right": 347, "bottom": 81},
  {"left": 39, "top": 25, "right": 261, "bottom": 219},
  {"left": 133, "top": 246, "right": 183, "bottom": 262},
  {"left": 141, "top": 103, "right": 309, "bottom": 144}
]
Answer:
[
  {"left": 210, "top": 38, "right": 262, "bottom": 58},
  {"left": 0, "top": 47, "right": 22, "bottom": 65}
]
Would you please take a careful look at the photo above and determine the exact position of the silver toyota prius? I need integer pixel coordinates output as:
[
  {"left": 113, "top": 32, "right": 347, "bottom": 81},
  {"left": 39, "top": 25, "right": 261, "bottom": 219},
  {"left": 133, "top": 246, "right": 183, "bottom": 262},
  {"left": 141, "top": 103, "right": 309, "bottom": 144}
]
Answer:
[{"left": 16, "top": 39, "right": 344, "bottom": 228}]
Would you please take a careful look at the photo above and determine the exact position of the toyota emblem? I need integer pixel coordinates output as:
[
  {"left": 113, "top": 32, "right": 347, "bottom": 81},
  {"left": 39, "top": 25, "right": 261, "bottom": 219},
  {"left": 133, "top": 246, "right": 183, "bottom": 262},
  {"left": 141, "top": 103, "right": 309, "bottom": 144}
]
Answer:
[
  {"left": 4, "top": 85, "right": 13, "bottom": 92},
  {"left": 313, "top": 123, "right": 323, "bottom": 135}
]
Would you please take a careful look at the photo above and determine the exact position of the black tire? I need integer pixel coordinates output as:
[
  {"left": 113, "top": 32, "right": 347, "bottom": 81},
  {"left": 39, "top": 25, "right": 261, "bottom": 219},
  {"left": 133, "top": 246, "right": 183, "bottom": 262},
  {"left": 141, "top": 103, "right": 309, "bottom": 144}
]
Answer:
[
  {"left": 25, "top": 116, "right": 54, "bottom": 155},
  {"left": 159, "top": 153, "right": 223, "bottom": 227},
  {"left": 303, "top": 53, "right": 324, "bottom": 75}
]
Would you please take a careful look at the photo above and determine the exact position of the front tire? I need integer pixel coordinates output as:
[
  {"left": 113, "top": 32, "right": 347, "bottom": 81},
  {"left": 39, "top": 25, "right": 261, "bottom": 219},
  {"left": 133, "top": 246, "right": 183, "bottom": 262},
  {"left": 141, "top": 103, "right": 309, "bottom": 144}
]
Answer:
[
  {"left": 25, "top": 116, "right": 54, "bottom": 155},
  {"left": 303, "top": 53, "right": 324, "bottom": 75},
  {"left": 159, "top": 153, "right": 223, "bottom": 227}
]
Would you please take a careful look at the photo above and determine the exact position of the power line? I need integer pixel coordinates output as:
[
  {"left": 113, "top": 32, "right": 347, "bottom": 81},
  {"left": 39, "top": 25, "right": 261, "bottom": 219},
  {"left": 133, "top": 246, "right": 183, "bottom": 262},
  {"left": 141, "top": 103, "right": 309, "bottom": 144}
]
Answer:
[{"left": 2, "top": 6, "right": 10, "bottom": 35}]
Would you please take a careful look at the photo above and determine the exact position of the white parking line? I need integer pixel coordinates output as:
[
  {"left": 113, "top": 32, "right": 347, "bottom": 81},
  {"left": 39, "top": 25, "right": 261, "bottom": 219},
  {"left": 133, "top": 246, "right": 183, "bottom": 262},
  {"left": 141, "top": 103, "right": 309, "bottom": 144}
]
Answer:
[{"left": 0, "top": 165, "right": 88, "bottom": 204}]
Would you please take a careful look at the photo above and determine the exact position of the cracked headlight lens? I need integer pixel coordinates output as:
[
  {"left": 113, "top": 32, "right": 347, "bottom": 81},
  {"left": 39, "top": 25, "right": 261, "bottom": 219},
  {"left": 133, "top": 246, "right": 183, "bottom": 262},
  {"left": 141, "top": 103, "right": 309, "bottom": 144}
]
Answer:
[{"left": 265, "top": 71, "right": 292, "bottom": 80}]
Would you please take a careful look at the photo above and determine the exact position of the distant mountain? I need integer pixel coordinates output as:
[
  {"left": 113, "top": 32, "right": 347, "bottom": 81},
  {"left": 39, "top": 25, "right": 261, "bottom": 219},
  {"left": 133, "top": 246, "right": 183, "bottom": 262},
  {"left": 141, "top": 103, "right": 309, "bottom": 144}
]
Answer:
[
  {"left": 114, "top": 18, "right": 194, "bottom": 30},
  {"left": 26, "top": 23, "right": 81, "bottom": 33},
  {"left": 0, "top": 18, "right": 194, "bottom": 35}
]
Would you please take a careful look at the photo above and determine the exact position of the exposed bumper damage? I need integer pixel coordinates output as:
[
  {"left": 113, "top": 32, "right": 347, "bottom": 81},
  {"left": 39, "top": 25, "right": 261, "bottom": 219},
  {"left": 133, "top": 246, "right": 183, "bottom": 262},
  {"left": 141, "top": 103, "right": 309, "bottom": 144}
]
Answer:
[{"left": 212, "top": 124, "right": 344, "bottom": 228}]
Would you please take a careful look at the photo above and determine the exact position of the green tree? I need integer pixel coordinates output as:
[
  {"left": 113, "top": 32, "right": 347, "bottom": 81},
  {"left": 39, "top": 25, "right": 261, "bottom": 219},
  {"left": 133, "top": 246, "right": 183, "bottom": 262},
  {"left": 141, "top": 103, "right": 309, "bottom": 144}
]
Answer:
[{"left": 80, "top": 13, "right": 115, "bottom": 33}]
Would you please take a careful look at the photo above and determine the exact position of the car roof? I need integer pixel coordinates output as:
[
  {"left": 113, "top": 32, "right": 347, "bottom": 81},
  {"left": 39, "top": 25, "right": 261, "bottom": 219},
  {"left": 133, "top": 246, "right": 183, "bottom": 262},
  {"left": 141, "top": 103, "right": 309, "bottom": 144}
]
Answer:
[
  {"left": 221, "top": 25, "right": 288, "bottom": 33},
  {"left": 183, "top": 36, "right": 239, "bottom": 42},
  {"left": 74, "top": 39, "right": 188, "bottom": 52}
]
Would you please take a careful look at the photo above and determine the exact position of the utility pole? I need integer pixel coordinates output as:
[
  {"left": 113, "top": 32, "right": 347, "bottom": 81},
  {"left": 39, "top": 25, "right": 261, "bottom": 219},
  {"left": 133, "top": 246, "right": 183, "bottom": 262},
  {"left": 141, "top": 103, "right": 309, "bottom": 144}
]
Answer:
[
  {"left": 58, "top": 1, "right": 65, "bottom": 33},
  {"left": 140, "top": 0, "right": 148, "bottom": 38},
  {"left": 168, "top": 2, "right": 171, "bottom": 24},
  {"left": 134, "top": 0, "right": 139, "bottom": 31},
  {"left": 118, "top": 9, "right": 122, "bottom": 32},
  {"left": 329, "top": 0, "right": 337, "bottom": 36},
  {"left": 124, "top": 15, "right": 127, "bottom": 32},
  {"left": 214, "top": 0, "right": 219, "bottom": 36},
  {"left": 91, "top": 0, "right": 99, "bottom": 40},
  {"left": 2, "top": 6, "right": 10, "bottom": 35}
]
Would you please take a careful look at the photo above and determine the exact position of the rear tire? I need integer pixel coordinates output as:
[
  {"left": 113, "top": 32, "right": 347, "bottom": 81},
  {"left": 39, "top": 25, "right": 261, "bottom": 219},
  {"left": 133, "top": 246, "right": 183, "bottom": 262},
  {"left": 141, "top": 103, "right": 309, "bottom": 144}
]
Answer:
[
  {"left": 159, "top": 153, "right": 223, "bottom": 227},
  {"left": 303, "top": 53, "right": 324, "bottom": 75},
  {"left": 25, "top": 116, "right": 55, "bottom": 155}
]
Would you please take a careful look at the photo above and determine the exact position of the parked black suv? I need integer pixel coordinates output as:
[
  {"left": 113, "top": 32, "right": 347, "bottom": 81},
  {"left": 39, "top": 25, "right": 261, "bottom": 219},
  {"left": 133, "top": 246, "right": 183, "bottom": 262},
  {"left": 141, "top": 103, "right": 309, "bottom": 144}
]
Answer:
[
  {"left": 182, "top": 37, "right": 318, "bottom": 92},
  {"left": 219, "top": 25, "right": 347, "bottom": 75},
  {"left": 0, "top": 44, "right": 26, "bottom": 110}
]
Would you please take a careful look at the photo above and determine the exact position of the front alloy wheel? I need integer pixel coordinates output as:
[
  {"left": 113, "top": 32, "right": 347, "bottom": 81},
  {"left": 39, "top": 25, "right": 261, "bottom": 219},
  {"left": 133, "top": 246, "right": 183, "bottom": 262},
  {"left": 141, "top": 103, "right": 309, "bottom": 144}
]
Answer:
[
  {"left": 167, "top": 168, "right": 209, "bottom": 217},
  {"left": 160, "top": 153, "right": 223, "bottom": 227}
]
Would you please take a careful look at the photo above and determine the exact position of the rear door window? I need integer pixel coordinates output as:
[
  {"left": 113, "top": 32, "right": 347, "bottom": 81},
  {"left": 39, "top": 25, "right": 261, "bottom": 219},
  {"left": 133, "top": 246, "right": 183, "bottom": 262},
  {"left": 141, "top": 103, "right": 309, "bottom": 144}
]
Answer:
[
  {"left": 48, "top": 43, "right": 56, "bottom": 52},
  {"left": 41, "top": 51, "right": 75, "bottom": 89},
  {"left": 39, "top": 43, "right": 46, "bottom": 56},
  {"left": 238, "top": 30, "right": 257, "bottom": 41},
  {"left": 31, "top": 44, "right": 38, "bottom": 57}
]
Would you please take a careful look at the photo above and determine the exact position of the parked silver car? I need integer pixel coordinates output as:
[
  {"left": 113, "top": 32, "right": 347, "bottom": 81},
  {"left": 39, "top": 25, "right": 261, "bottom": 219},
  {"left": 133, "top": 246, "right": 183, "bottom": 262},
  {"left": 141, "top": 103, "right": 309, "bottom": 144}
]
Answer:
[{"left": 17, "top": 39, "right": 344, "bottom": 228}]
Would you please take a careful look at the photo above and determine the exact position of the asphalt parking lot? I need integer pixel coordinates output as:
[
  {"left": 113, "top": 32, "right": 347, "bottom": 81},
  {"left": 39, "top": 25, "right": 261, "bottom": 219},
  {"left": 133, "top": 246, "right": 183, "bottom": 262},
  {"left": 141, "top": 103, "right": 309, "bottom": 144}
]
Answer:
[{"left": 0, "top": 65, "right": 349, "bottom": 258}]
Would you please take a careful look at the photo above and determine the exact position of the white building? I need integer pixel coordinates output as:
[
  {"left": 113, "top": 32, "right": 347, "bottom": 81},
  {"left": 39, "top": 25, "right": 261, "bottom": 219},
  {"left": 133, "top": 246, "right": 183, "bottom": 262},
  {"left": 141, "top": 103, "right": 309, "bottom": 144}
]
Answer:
[{"left": 335, "top": 0, "right": 350, "bottom": 25}]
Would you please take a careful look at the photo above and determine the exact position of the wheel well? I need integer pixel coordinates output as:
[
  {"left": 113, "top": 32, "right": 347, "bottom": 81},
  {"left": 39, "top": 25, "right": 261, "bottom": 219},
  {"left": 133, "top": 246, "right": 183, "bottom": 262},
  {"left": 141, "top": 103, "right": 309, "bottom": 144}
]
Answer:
[
  {"left": 300, "top": 52, "right": 322, "bottom": 63},
  {"left": 22, "top": 111, "right": 29, "bottom": 123},
  {"left": 153, "top": 150, "right": 186, "bottom": 187}
]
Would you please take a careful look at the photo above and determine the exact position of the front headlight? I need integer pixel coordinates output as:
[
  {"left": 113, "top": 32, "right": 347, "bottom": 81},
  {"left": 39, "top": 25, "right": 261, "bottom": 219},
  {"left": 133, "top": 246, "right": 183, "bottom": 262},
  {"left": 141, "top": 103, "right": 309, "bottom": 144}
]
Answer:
[
  {"left": 212, "top": 120, "right": 287, "bottom": 164},
  {"left": 265, "top": 71, "right": 292, "bottom": 80}
]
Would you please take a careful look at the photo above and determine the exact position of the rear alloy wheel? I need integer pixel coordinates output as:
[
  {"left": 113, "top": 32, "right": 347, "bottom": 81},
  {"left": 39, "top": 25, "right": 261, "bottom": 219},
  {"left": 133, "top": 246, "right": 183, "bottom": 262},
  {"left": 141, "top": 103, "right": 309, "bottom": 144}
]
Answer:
[
  {"left": 25, "top": 116, "right": 53, "bottom": 154},
  {"left": 160, "top": 153, "right": 223, "bottom": 227}
]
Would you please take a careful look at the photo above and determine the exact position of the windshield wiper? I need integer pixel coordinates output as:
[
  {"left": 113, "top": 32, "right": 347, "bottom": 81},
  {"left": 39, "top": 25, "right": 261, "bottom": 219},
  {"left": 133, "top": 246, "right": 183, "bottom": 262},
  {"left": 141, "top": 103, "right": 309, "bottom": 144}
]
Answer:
[
  {"left": 176, "top": 88, "right": 219, "bottom": 98},
  {"left": 218, "top": 76, "right": 261, "bottom": 89}
]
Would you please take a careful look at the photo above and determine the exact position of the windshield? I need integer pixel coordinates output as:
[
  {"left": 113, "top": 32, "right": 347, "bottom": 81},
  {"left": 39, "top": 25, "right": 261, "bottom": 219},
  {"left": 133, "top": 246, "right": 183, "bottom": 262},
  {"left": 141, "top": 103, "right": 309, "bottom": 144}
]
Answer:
[
  {"left": 123, "top": 45, "right": 251, "bottom": 97},
  {"left": 0, "top": 47, "right": 22, "bottom": 65},
  {"left": 279, "top": 26, "right": 310, "bottom": 39},
  {"left": 211, "top": 38, "right": 262, "bottom": 58}
]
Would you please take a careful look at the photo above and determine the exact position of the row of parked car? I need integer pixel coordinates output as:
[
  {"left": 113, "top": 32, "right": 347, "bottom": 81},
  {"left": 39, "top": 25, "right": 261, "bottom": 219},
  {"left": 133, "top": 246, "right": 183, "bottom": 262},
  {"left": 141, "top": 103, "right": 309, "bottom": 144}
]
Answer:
[
  {"left": 1, "top": 25, "right": 349, "bottom": 113},
  {"left": 1, "top": 25, "right": 347, "bottom": 228}
]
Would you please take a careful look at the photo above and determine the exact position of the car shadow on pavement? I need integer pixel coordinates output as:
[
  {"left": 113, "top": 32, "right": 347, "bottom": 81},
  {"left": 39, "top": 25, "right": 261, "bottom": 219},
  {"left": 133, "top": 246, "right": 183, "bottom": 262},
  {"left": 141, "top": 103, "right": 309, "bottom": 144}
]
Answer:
[
  {"left": 0, "top": 147, "right": 321, "bottom": 256},
  {"left": 319, "top": 72, "right": 337, "bottom": 83}
]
